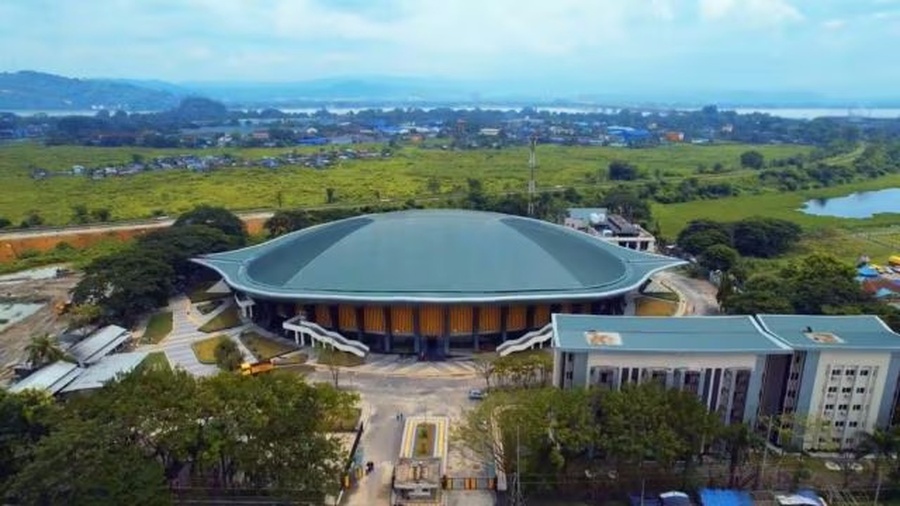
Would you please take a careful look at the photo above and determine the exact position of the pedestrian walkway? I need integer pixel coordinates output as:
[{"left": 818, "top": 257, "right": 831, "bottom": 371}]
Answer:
[
  {"left": 137, "top": 296, "right": 251, "bottom": 377},
  {"left": 309, "top": 352, "right": 480, "bottom": 379}
]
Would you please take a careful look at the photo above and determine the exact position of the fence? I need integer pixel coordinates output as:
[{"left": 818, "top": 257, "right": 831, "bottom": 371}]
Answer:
[
  {"left": 339, "top": 421, "right": 366, "bottom": 491},
  {"left": 443, "top": 476, "right": 497, "bottom": 490}
]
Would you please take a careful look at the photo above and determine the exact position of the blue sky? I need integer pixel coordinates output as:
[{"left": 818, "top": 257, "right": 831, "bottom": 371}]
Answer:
[{"left": 1, "top": 0, "right": 898, "bottom": 97}]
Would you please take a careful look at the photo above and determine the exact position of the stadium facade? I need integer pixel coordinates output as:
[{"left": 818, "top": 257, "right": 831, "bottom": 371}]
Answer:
[{"left": 194, "top": 210, "right": 685, "bottom": 358}]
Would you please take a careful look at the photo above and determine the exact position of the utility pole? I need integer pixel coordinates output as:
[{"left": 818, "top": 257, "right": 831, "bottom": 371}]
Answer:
[
  {"left": 527, "top": 135, "right": 537, "bottom": 217},
  {"left": 759, "top": 415, "right": 775, "bottom": 487},
  {"left": 511, "top": 425, "right": 526, "bottom": 506}
]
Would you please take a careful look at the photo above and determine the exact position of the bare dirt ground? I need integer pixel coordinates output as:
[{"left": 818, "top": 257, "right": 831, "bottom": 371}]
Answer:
[{"left": 0, "top": 267, "right": 81, "bottom": 383}]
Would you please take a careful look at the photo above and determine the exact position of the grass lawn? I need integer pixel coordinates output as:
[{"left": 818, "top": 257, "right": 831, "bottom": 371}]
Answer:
[
  {"left": 239, "top": 331, "right": 298, "bottom": 361},
  {"left": 198, "top": 305, "right": 242, "bottom": 333},
  {"left": 634, "top": 297, "right": 679, "bottom": 316},
  {"left": 326, "top": 407, "right": 362, "bottom": 432},
  {"left": 413, "top": 423, "right": 436, "bottom": 458},
  {"left": 318, "top": 349, "right": 366, "bottom": 368},
  {"left": 139, "top": 351, "right": 171, "bottom": 371},
  {"left": 191, "top": 335, "right": 229, "bottom": 364},
  {"left": 187, "top": 279, "right": 229, "bottom": 303},
  {"left": 641, "top": 290, "right": 679, "bottom": 302},
  {"left": 0, "top": 142, "right": 812, "bottom": 225},
  {"left": 141, "top": 311, "right": 173, "bottom": 344},
  {"left": 196, "top": 299, "right": 224, "bottom": 315}
]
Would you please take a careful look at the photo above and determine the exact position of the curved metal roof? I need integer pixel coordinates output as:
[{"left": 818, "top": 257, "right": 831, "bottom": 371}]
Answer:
[{"left": 193, "top": 209, "right": 686, "bottom": 303}]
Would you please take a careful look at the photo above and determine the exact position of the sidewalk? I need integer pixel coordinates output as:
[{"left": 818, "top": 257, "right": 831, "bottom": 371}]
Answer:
[
  {"left": 137, "top": 296, "right": 250, "bottom": 376},
  {"left": 307, "top": 353, "right": 479, "bottom": 379}
]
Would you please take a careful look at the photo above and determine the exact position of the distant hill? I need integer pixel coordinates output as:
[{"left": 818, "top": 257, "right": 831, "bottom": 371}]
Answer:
[
  {"left": 186, "top": 76, "right": 473, "bottom": 106},
  {"left": 0, "top": 71, "right": 186, "bottom": 111}
]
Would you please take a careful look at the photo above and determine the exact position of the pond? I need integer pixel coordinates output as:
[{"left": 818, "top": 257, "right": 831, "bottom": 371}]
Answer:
[
  {"left": 0, "top": 302, "right": 45, "bottom": 333},
  {"left": 800, "top": 188, "right": 900, "bottom": 218}
]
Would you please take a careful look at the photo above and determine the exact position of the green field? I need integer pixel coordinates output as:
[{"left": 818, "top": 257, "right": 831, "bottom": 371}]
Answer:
[
  {"left": 653, "top": 173, "right": 900, "bottom": 263},
  {"left": 0, "top": 142, "right": 812, "bottom": 225}
]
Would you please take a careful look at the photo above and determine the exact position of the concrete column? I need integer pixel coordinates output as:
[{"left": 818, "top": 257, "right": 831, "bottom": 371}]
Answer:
[
  {"left": 442, "top": 306, "right": 450, "bottom": 357},
  {"left": 472, "top": 306, "right": 481, "bottom": 352},
  {"left": 413, "top": 305, "right": 421, "bottom": 355},
  {"left": 383, "top": 306, "right": 393, "bottom": 354},
  {"left": 500, "top": 306, "right": 509, "bottom": 342},
  {"left": 525, "top": 305, "right": 535, "bottom": 330}
]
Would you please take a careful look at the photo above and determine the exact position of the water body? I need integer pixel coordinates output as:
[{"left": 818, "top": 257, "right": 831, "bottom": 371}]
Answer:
[
  {"left": 7, "top": 107, "right": 900, "bottom": 120},
  {"left": 0, "top": 302, "right": 44, "bottom": 333},
  {"left": 800, "top": 188, "right": 900, "bottom": 218}
]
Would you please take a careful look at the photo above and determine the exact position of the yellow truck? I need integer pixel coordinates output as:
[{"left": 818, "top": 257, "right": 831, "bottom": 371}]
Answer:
[{"left": 240, "top": 360, "right": 275, "bottom": 376}]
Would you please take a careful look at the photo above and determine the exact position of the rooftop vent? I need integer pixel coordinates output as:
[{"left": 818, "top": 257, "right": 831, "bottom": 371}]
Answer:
[
  {"left": 804, "top": 332, "right": 845, "bottom": 345},
  {"left": 585, "top": 330, "right": 623, "bottom": 347}
]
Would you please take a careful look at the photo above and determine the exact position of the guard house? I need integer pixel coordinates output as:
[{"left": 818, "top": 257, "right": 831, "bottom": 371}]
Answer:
[
  {"left": 551, "top": 314, "right": 792, "bottom": 425},
  {"left": 563, "top": 208, "right": 657, "bottom": 252},
  {"left": 392, "top": 458, "right": 444, "bottom": 505}
]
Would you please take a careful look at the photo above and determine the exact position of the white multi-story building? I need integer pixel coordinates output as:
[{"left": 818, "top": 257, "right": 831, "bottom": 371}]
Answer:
[
  {"left": 755, "top": 315, "right": 900, "bottom": 450},
  {"left": 551, "top": 313, "right": 900, "bottom": 450},
  {"left": 551, "top": 314, "right": 792, "bottom": 425}
]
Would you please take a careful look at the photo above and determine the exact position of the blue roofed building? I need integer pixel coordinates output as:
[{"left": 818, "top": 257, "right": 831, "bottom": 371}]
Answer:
[
  {"left": 551, "top": 314, "right": 792, "bottom": 425},
  {"left": 755, "top": 314, "right": 900, "bottom": 450}
]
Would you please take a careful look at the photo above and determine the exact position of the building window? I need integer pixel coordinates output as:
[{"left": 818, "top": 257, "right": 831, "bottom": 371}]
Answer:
[
  {"left": 827, "top": 387, "right": 838, "bottom": 393},
  {"left": 852, "top": 404, "right": 862, "bottom": 411},
  {"left": 860, "top": 370, "right": 870, "bottom": 376},
  {"left": 846, "top": 368, "right": 856, "bottom": 376},
  {"left": 832, "top": 437, "right": 841, "bottom": 444},
  {"left": 842, "top": 387, "right": 852, "bottom": 394},
  {"left": 599, "top": 372, "right": 610, "bottom": 383},
  {"left": 824, "top": 404, "right": 834, "bottom": 411},
  {"left": 786, "top": 389, "right": 796, "bottom": 399},
  {"left": 832, "top": 368, "right": 842, "bottom": 376},
  {"left": 565, "top": 371, "right": 573, "bottom": 380},
  {"left": 857, "top": 387, "right": 866, "bottom": 394},
  {"left": 838, "top": 404, "right": 848, "bottom": 411},
  {"left": 790, "top": 372, "right": 800, "bottom": 380},
  {"left": 849, "top": 421, "right": 859, "bottom": 428},
  {"left": 835, "top": 421, "right": 845, "bottom": 427}
]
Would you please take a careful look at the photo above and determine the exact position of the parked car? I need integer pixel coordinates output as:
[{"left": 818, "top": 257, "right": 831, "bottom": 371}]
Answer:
[{"left": 468, "top": 389, "right": 486, "bottom": 400}]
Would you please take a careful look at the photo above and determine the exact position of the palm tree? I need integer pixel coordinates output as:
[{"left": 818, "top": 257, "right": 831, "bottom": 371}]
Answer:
[
  {"left": 721, "top": 423, "right": 763, "bottom": 488},
  {"left": 857, "top": 428, "right": 898, "bottom": 493},
  {"left": 25, "top": 334, "right": 67, "bottom": 368}
]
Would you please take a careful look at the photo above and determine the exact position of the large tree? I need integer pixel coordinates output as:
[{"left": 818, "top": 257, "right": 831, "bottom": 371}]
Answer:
[
  {"left": 137, "top": 224, "right": 239, "bottom": 288},
  {"left": 174, "top": 205, "right": 247, "bottom": 245},
  {"left": 72, "top": 250, "right": 174, "bottom": 326}
]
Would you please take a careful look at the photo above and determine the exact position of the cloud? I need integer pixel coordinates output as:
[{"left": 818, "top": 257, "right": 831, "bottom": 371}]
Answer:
[
  {"left": 698, "top": 0, "right": 803, "bottom": 24},
  {"left": 821, "top": 19, "right": 847, "bottom": 29}
]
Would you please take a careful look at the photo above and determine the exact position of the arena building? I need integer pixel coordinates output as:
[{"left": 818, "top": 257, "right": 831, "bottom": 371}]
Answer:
[{"left": 193, "top": 210, "right": 685, "bottom": 359}]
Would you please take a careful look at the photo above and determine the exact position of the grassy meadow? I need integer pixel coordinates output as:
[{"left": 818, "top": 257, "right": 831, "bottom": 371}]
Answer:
[
  {"left": 0, "top": 142, "right": 812, "bottom": 225},
  {"left": 653, "top": 173, "right": 900, "bottom": 264}
]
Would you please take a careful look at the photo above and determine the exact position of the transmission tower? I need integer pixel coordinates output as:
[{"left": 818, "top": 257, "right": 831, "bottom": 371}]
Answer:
[{"left": 527, "top": 136, "right": 537, "bottom": 217}]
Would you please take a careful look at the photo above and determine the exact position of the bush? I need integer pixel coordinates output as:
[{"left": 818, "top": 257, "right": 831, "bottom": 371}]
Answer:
[{"left": 214, "top": 338, "right": 243, "bottom": 371}]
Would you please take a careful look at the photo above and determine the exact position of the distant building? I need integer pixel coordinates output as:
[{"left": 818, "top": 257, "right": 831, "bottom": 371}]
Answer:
[
  {"left": 550, "top": 313, "right": 900, "bottom": 450},
  {"left": 564, "top": 208, "right": 657, "bottom": 252}
]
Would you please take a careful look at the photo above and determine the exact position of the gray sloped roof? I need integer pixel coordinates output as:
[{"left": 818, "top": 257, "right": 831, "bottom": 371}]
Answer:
[
  {"left": 8, "top": 361, "right": 81, "bottom": 394},
  {"left": 756, "top": 314, "right": 900, "bottom": 351},
  {"left": 60, "top": 352, "right": 148, "bottom": 393},
  {"left": 67, "top": 325, "right": 131, "bottom": 365},
  {"left": 193, "top": 209, "right": 685, "bottom": 303},
  {"left": 552, "top": 314, "right": 792, "bottom": 353}
]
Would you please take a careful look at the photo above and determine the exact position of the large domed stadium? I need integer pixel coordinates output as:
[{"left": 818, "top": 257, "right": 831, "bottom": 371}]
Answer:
[{"left": 194, "top": 209, "right": 685, "bottom": 358}]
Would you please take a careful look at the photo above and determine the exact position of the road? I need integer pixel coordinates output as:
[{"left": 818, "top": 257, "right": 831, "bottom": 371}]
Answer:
[
  {"left": 652, "top": 270, "right": 720, "bottom": 315},
  {"left": 309, "top": 371, "right": 494, "bottom": 506}
]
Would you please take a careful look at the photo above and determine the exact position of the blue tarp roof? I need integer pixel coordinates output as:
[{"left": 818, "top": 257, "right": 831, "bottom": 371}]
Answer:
[
  {"left": 857, "top": 266, "right": 879, "bottom": 277},
  {"left": 700, "top": 489, "right": 753, "bottom": 506}
]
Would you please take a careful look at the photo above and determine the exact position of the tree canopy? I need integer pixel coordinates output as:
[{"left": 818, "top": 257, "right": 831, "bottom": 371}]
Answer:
[
  {"left": 173, "top": 205, "right": 247, "bottom": 245},
  {"left": 0, "top": 367, "right": 356, "bottom": 504},
  {"left": 677, "top": 217, "right": 801, "bottom": 258}
]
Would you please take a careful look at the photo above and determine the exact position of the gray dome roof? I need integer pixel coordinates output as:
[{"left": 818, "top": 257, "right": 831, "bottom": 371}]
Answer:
[{"left": 195, "top": 209, "right": 684, "bottom": 303}]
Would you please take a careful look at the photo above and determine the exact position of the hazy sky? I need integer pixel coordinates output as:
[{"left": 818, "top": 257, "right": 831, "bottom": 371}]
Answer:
[{"left": 1, "top": 0, "right": 899, "bottom": 96}]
